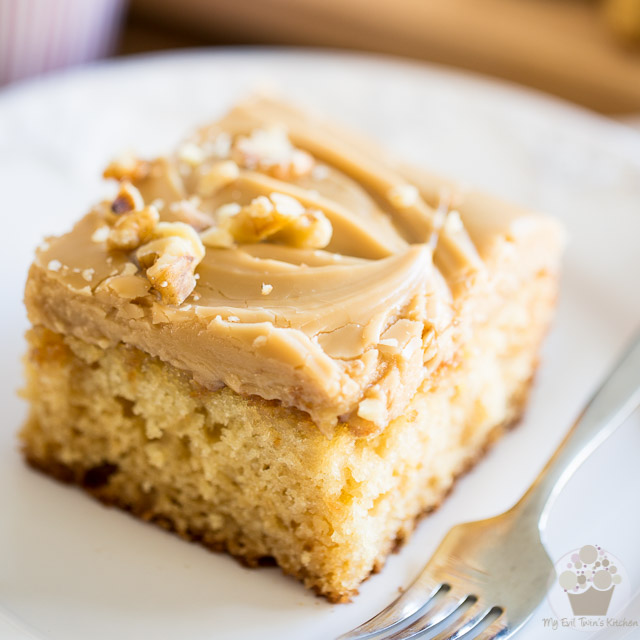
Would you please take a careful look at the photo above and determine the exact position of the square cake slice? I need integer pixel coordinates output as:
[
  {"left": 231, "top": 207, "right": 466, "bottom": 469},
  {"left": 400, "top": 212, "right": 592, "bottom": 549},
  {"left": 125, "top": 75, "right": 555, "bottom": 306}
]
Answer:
[{"left": 20, "top": 96, "right": 563, "bottom": 602}]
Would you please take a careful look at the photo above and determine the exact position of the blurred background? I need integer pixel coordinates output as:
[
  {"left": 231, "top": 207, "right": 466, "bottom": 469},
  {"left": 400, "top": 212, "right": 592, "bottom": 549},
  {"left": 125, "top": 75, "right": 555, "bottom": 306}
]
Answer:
[{"left": 1, "top": 0, "right": 639, "bottom": 120}]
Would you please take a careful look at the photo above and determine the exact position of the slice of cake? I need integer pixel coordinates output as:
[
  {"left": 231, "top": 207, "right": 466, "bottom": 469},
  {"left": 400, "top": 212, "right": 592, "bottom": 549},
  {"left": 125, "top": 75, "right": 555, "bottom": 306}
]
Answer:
[{"left": 20, "top": 96, "right": 563, "bottom": 602}]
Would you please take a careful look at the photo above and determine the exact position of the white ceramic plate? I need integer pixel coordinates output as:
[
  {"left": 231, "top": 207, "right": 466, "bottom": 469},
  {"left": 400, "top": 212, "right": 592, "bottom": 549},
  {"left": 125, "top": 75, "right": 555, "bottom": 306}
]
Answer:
[{"left": 1, "top": 49, "right": 639, "bottom": 640}]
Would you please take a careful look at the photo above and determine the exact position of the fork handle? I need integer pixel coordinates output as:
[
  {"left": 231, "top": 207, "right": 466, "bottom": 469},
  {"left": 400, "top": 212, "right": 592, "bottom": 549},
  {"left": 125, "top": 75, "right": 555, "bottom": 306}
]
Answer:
[{"left": 514, "top": 329, "right": 640, "bottom": 531}]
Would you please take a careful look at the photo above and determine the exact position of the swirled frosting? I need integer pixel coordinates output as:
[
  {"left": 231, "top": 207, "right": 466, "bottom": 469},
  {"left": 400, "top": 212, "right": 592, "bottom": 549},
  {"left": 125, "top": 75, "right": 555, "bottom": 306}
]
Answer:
[{"left": 26, "top": 96, "right": 562, "bottom": 436}]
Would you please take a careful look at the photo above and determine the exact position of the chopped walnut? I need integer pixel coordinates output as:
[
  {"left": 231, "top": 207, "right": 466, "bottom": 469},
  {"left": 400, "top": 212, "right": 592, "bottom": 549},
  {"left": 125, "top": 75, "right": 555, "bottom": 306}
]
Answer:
[
  {"left": 271, "top": 210, "right": 333, "bottom": 249},
  {"left": 107, "top": 206, "right": 160, "bottom": 251},
  {"left": 146, "top": 251, "right": 196, "bottom": 305},
  {"left": 228, "top": 195, "right": 281, "bottom": 244},
  {"left": 201, "top": 193, "right": 333, "bottom": 250},
  {"left": 200, "top": 225, "right": 235, "bottom": 249},
  {"left": 136, "top": 222, "right": 205, "bottom": 305},
  {"left": 103, "top": 154, "right": 151, "bottom": 182},
  {"left": 232, "top": 126, "right": 314, "bottom": 180},
  {"left": 111, "top": 181, "right": 144, "bottom": 214},
  {"left": 151, "top": 222, "right": 205, "bottom": 261},
  {"left": 177, "top": 142, "right": 206, "bottom": 167},
  {"left": 166, "top": 200, "right": 214, "bottom": 231},
  {"left": 197, "top": 160, "right": 240, "bottom": 197},
  {"left": 270, "top": 192, "right": 305, "bottom": 216}
]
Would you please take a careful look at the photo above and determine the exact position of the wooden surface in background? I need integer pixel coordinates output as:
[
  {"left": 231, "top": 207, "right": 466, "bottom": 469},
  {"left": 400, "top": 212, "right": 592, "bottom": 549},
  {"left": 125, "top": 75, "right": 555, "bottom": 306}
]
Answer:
[{"left": 122, "top": 0, "right": 640, "bottom": 114}]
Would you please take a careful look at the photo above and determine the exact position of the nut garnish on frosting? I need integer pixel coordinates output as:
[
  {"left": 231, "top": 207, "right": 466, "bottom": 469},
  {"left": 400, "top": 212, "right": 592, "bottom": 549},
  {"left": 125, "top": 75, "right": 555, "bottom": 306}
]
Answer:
[
  {"left": 108, "top": 205, "right": 160, "bottom": 251},
  {"left": 103, "top": 154, "right": 151, "bottom": 183},
  {"left": 136, "top": 222, "right": 205, "bottom": 305},
  {"left": 110, "top": 181, "right": 144, "bottom": 214},
  {"left": 31, "top": 96, "right": 524, "bottom": 438},
  {"left": 201, "top": 192, "right": 332, "bottom": 249},
  {"left": 197, "top": 160, "right": 240, "bottom": 196},
  {"left": 231, "top": 126, "right": 314, "bottom": 179},
  {"left": 102, "top": 179, "right": 205, "bottom": 305}
]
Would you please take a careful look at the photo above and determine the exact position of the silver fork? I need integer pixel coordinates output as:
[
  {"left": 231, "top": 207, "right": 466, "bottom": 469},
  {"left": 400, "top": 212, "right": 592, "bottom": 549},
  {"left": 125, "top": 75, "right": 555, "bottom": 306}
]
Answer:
[{"left": 338, "top": 331, "right": 640, "bottom": 640}]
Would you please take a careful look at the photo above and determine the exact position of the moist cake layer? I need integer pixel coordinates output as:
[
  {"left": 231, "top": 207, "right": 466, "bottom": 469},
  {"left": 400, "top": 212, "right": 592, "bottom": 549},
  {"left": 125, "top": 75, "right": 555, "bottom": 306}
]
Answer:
[{"left": 25, "top": 96, "right": 563, "bottom": 436}]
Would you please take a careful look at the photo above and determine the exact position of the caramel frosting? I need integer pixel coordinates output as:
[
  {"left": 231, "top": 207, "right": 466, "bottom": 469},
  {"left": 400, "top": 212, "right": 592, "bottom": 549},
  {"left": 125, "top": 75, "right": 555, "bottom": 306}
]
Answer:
[{"left": 26, "top": 96, "right": 563, "bottom": 436}]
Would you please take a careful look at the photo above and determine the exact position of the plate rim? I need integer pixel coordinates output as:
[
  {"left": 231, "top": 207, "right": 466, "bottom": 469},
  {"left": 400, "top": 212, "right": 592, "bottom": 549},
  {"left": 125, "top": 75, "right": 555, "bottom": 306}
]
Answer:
[{"left": 1, "top": 45, "right": 639, "bottom": 165}]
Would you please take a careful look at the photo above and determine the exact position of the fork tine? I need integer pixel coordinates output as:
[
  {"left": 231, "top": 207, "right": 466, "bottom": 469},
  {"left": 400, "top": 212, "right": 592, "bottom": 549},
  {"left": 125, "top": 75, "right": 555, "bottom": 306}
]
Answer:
[
  {"left": 382, "top": 593, "right": 474, "bottom": 640},
  {"left": 427, "top": 604, "right": 497, "bottom": 640},
  {"left": 336, "top": 580, "right": 444, "bottom": 640},
  {"left": 468, "top": 615, "right": 508, "bottom": 640}
]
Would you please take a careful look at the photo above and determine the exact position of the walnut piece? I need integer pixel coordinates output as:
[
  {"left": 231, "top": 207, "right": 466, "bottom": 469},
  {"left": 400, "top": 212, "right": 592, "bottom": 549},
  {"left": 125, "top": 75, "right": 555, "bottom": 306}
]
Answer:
[
  {"left": 136, "top": 222, "right": 205, "bottom": 305},
  {"left": 151, "top": 221, "right": 205, "bottom": 261},
  {"left": 271, "top": 210, "right": 333, "bottom": 249},
  {"left": 165, "top": 200, "right": 214, "bottom": 231},
  {"left": 103, "top": 154, "right": 151, "bottom": 182},
  {"left": 111, "top": 181, "right": 145, "bottom": 214},
  {"left": 200, "top": 225, "right": 235, "bottom": 249},
  {"left": 107, "top": 206, "right": 160, "bottom": 251},
  {"left": 146, "top": 251, "right": 196, "bottom": 306},
  {"left": 201, "top": 193, "right": 332, "bottom": 250},
  {"left": 229, "top": 195, "right": 291, "bottom": 244},
  {"left": 197, "top": 160, "right": 240, "bottom": 197},
  {"left": 177, "top": 142, "right": 206, "bottom": 167},
  {"left": 231, "top": 127, "right": 314, "bottom": 180}
]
